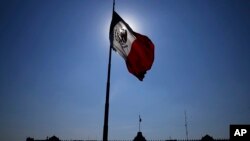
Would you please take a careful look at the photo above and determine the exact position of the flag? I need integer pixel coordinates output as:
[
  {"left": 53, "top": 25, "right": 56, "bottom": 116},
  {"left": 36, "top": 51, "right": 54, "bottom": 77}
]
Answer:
[
  {"left": 139, "top": 115, "right": 142, "bottom": 122},
  {"left": 109, "top": 11, "right": 154, "bottom": 81}
]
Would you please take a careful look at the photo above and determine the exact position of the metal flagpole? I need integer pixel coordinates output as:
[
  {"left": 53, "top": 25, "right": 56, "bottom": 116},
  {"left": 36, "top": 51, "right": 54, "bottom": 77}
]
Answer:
[
  {"left": 185, "top": 111, "right": 189, "bottom": 140},
  {"left": 103, "top": 1, "right": 115, "bottom": 141},
  {"left": 139, "top": 115, "right": 141, "bottom": 132}
]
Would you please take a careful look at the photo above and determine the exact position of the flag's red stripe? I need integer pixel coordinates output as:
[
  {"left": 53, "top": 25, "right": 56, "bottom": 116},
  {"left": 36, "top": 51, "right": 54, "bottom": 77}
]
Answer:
[{"left": 126, "top": 33, "right": 154, "bottom": 81}]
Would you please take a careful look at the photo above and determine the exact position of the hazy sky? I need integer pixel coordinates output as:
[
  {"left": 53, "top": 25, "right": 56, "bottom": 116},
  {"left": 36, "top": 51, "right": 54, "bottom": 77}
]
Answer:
[{"left": 0, "top": 0, "right": 250, "bottom": 141}]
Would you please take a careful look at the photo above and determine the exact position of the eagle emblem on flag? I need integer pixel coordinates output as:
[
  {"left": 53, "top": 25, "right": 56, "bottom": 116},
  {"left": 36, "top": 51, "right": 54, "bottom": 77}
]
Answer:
[{"left": 115, "top": 28, "right": 128, "bottom": 48}]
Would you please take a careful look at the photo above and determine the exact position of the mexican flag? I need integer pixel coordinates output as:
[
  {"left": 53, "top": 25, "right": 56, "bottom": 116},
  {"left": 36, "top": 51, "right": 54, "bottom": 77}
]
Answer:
[{"left": 109, "top": 11, "right": 154, "bottom": 81}]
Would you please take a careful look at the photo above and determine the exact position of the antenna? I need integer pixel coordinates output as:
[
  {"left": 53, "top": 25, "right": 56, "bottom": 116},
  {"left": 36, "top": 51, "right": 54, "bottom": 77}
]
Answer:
[{"left": 185, "top": 111, "right": 189, "bottom": 140}]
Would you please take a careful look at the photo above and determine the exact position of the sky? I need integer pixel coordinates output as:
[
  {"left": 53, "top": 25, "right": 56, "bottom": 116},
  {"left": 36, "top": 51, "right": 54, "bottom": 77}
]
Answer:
[{"left": 0, "top": 0, "right": 250, "bottom": 140}]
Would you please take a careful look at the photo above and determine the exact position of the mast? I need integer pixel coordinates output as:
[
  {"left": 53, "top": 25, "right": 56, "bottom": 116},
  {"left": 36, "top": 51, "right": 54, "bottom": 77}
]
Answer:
[
  {"left": 103, "top": 1, "right": 115, "bottom": 141},
  {"left": 185, "top": 111, "right": 189, "bottom": 140}
]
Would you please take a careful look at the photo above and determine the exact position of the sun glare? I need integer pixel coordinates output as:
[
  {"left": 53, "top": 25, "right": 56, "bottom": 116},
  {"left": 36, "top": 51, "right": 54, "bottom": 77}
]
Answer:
[{"left": 122, "top": 13, "right": 141, "bottom": 32}]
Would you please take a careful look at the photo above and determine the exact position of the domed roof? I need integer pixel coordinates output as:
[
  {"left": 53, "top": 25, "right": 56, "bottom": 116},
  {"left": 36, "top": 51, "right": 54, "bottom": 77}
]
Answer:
[{"left": 133, "top": 132, "right": 146, "bottom": 141}]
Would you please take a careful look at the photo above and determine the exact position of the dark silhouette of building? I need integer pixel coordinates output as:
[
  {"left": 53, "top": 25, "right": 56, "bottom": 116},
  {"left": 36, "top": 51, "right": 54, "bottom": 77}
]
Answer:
[
  {"left": 133, "top": 132, "right": 146, "bottom": 141},
  {"left": 48, "top": 136, "right": 60, "bottom": 141},
  {"left": 26, "top": 137, "right": 34, "bottom": 141},
  {"left": 201, "top": 134, "right": 214, "bottom": 141},
  {"left": 26, "top": 136, "right": 60, "bottom": 141},
  {"left": 26, "top": 134, "right": 229, "bottom": 141}
]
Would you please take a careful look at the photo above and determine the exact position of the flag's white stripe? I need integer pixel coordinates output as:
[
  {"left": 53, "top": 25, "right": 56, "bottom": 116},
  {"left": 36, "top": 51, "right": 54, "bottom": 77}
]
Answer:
[{"left": 112, "top": 21, "right": 136, "bottom": 59}]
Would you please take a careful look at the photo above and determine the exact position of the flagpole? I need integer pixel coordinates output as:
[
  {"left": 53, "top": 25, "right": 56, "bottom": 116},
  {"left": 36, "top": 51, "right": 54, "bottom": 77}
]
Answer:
[
  {"left": 103, "top": 1, "right": 115, "bottom": 141},
  {"left": 139, "top": 115, "right": 141, "bottom": 132}
]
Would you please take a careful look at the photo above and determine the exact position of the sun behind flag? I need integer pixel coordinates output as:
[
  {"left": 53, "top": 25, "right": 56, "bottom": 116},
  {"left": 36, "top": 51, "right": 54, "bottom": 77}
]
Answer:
[{"left": 109, "top": 11, "right": 154, "bottom": 81}]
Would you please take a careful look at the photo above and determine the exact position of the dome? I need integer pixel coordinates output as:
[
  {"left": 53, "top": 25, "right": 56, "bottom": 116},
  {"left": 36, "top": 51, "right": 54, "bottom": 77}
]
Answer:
[{"left": 133, "top": 132, "right": 146, "bottom": 141}]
